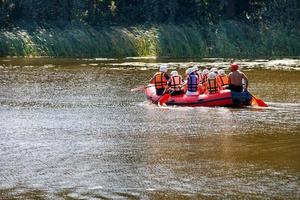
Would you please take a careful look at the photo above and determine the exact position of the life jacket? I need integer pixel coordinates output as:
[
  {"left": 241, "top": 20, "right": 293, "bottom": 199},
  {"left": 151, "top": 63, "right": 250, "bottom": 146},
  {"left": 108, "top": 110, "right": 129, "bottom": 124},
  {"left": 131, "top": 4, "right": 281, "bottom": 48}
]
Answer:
[
  {"left": 187, "top": 74, "right": 198, "bottom": 92},
  {"left": 169, "top": 75, "right": 183, "bottom": 91},
  {"left": 202, "top": 74, "right": 208, "bottom": 84},
  {"left": 153, "top": 72, "right": 168, "bottom": 89},
  {"left": 207, "top": 78, "right": 219, "bottom": 94},
  {"left": 218, "top": 75, "right": 229, "bottom": 86},
  {"left": 193, "top": 72, "right": 202, "bottom": 83}
]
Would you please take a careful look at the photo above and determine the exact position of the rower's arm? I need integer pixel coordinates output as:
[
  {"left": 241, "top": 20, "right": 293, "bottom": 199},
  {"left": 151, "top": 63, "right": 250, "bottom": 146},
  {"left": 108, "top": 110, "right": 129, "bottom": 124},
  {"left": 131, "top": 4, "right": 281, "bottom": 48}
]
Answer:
[
  {"left": 228, "top": 73, "right": 232, "bottom": 85},
  {"left": 149, "top": 75, "right": 155, "bottom": 84},
  {"left": 242, "top": 73, "right": 249, "bottom": 89}
]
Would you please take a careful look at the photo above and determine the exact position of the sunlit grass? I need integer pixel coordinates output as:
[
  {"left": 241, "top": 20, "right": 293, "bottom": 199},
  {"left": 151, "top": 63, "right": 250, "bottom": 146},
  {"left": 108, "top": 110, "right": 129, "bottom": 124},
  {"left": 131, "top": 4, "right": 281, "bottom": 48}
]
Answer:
[{"left": 0, "top": 21, "right": 299, "bottom": 58}]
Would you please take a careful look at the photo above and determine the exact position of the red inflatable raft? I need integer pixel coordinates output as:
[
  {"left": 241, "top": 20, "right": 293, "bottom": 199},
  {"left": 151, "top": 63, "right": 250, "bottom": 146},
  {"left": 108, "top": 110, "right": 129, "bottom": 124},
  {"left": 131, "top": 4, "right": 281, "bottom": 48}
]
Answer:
[{"left": 145, "top": 84, "right": 253, "bottom": 107}]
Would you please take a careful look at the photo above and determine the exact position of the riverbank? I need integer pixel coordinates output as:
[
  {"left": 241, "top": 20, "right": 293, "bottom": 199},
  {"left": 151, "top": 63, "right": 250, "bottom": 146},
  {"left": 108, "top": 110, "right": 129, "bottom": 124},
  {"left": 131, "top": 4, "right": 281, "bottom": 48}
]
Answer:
[{"left": 0, "top": 21, "right": 299, "bottom": 58}]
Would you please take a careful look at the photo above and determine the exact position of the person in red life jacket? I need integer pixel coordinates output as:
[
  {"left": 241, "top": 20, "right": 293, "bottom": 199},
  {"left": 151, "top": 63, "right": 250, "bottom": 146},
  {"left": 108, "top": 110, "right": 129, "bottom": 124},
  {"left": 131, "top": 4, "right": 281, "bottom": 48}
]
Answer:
[
  {"left": 149, "top": 64, "right": 170, "bottom": 95},
  {"left": 217, "top": 69, "right": 229, "bottom": 89},
  {"left": 186, "top": 68, "right": 199, "bottom": 96},
  {"left": 205, "top": 72, "right": 222, "bottom": 94},
  {"left": 228, "top": 63, "right": 248, "bottom": 92},
  {"left": 165, "top": 71, "right": 184, "bottom": 96}
]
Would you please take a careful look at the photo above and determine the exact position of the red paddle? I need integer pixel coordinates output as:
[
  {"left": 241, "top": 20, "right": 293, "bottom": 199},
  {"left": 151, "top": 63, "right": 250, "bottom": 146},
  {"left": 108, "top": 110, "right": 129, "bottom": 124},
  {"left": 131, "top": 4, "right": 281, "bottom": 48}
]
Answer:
[
  {"left": 252, "top": 95, "right": 268, "bottom": 107},
  {"left": 248, "top": 91, "right": 267, "bottom": 107}
]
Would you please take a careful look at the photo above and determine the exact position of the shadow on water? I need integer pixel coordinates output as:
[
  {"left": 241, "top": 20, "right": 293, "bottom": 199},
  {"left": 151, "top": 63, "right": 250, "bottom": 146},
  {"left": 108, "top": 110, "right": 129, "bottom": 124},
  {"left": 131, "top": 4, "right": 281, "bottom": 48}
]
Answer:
[{"left": 0, "top": 58, "right": 299, "bottom": 199}]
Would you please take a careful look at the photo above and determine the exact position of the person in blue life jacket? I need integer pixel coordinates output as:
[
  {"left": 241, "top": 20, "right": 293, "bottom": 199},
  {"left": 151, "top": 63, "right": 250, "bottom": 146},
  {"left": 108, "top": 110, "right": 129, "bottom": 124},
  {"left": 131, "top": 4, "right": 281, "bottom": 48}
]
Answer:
[
  {"left": 186, "top": 68, "right": 199, "bottom": 96},
  {"left": 164, "top": 71, "right": 185, "bottom": 96}
]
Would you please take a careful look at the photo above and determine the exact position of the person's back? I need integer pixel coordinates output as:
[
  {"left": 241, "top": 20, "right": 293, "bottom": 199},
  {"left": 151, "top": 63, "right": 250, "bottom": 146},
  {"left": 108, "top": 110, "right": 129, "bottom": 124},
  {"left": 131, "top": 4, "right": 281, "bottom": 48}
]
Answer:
[
  {"left": 206, "top": 72, "right": 221, "bottom": 94},
  {"left": 168, "top": 71, "right": 184, "bottom": 96},
  {"left": 186, "top": 68, "right": 199, "bottom": 96},
  {"left": 201, "top": 69, "right": 209, "bottom": 84},
  {"left": 149, "top": 65, "right": 170, "bottom": 95},
  {"left": 217, "top": 69, "right": 229, "bottom": 88},
  {"left": 228, "top": 63, "right": 248, "bottom": 92}
]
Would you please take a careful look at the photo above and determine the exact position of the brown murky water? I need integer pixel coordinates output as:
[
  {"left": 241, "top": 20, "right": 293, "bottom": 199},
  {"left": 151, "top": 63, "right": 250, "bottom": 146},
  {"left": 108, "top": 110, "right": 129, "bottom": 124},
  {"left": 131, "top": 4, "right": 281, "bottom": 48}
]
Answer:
[{"left": 0, "top": 58, "right": 299, "bottom": 199}]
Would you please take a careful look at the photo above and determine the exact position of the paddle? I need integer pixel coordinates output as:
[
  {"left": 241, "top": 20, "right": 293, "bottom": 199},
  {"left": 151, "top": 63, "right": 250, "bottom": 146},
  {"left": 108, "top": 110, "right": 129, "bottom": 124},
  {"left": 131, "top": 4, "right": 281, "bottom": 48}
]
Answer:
[
  {"left": 130, "top": 85, "right": 146, "bottom": 92},
  {"left": 130, "top": 84, "right": 153, "bottom": 92},
  {"left": 247, "top": 91, "right": 268, "bottom": 107}
]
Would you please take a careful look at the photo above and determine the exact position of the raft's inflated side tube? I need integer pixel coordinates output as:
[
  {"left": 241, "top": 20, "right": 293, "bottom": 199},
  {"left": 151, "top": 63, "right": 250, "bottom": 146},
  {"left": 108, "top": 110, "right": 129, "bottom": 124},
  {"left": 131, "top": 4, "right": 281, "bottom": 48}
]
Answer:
[{"left": 145, "top": 84, "right": 252, "bottom": 107}]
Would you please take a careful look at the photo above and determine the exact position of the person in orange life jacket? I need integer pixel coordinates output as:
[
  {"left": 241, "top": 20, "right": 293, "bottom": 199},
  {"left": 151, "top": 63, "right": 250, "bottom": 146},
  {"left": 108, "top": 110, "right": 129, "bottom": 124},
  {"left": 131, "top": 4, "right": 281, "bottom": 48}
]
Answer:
[
  {"left": 192, "top": 66, "right": 202, "bottom": 83},
  {"left": 228, "top": 63, "right": 248, "bottom": 92},
  {"left": 149, "top": 64, "right": 170, "bottom": 95},
  {"left": 210, "top": 67, "right": 218, "bottom": 75},
  {"left": 201, "top": 69, "right": 209, "bottom": 84},
  {"left": 192, "top": 66, "right": 206, "bottom": 94},
  {"left": 164, "top": 71, "right": 184, "bottom": 96},
  {"left": 186, "top": 68, "right": 199, "bottom": 96},
  {"left": 205, "top": 72, "right": 222, "bottom": 94},
  {"left": 217, "top": 69, "right": 229, "bottom": 89}
]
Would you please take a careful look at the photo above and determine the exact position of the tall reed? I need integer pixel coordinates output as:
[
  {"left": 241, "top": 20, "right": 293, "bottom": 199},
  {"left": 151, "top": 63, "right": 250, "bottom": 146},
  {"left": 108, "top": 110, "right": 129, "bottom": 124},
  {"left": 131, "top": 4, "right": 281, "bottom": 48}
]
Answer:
[{"left": 0, "top": 21, "right": 299, "bottom": 58}]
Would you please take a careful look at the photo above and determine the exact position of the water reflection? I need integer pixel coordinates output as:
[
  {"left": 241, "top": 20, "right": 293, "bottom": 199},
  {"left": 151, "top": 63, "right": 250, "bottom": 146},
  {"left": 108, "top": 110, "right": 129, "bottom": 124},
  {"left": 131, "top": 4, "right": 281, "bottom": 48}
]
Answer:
[{"left": 0, "top": 58, "right": 299, "bottom": 199}]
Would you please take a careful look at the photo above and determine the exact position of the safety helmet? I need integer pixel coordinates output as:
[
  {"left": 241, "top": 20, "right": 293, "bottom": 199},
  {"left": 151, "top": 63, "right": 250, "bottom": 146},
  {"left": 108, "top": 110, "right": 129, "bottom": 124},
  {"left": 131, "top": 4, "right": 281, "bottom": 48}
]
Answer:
[
  {"left": 208, "top": 72, "right": 217, "bottom": 79},
  {"left": 159, "top": 64, "right": 168, "bottom": 72},
  {"left": 192, "top": 66, "right": 198, "bottom": 72},
  {"left": 171, "top": 71, "right": 178, "bottom": 76},
  {"left": 202, "top": 69, "right": 209, "bottom": 75},
  {"left": 210, "top": 67, "right": 218, "bottom": 73},
  {"left": 218, "top": 69, "right": 225, "bottom": 76},
  {"left": 187, "top": 68, "right": 194, "bottom": 75},
  {"left": 230, "top": 63, "right": 239, "bottom": 71}
]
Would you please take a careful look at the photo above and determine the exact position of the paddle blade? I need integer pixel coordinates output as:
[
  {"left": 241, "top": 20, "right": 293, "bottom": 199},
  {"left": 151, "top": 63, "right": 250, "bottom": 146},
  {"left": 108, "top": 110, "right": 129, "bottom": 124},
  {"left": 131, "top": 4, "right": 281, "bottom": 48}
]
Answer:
[
  {"left": 158, "top": 93, "right": 170, "bottom": 106},
  {"left": 251, "top": 97, "right": 258, "bottom": 106},
  {"left": 130, "top": 85, "right": 145, "bottom": 92},
  {"left": 253, "top": 95, "right": 268, "bottom": 107}
]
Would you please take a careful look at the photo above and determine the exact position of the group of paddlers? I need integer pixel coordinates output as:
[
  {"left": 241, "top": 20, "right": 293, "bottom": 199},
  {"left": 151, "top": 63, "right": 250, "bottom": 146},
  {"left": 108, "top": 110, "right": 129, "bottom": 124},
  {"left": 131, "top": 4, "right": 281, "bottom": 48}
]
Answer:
[{"left": 149, "top": 63, "right": 249, "bottom": 96}]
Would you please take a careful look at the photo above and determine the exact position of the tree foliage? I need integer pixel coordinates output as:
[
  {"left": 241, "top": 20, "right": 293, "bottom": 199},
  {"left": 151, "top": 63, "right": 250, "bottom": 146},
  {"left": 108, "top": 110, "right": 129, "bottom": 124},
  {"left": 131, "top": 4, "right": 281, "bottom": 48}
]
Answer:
[{"left": 0, "top": 0, "right": 299, "bottom": 27}]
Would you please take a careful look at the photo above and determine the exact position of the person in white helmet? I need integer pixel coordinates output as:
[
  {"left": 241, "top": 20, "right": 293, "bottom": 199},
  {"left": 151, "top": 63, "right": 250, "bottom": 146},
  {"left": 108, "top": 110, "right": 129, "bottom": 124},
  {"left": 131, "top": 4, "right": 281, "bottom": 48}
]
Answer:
[
  {"left": 192, "top": 66, "right": 202, "bottom": 83},
  {"left": 164, "top": 70, "right": 184, "bottom": 96},
  {"left": 217, "top": 69, "right": 229, "bottom": 88},
  {"left": 149, "top": 64, "right": 170, "bottom": 95},
  {"left": 186, "top": 68, "right": 199, "bottom": 96},
  {"left": 201, "top": 68, "right": 209, "bottom": 84},
  {"left": 210, "top": 67, "right": 218, "bottom": 74},
  {"left": 205, "top": 72, "right": 222, "bottom": 94}
]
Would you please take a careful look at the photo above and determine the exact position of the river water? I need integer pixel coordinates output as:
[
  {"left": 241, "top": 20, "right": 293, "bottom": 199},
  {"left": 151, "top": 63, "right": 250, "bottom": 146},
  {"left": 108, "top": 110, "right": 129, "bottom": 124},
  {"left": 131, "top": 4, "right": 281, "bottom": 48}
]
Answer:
[{"left": 0, "top": 58, "right": 299, "bottom": 199}]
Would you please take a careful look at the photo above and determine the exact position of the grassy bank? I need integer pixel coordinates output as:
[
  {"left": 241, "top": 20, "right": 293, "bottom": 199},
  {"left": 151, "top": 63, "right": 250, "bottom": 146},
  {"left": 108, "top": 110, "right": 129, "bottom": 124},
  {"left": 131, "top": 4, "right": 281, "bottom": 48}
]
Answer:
[{"left": 0, "top": 21, "right": 299, "bottom": 58}]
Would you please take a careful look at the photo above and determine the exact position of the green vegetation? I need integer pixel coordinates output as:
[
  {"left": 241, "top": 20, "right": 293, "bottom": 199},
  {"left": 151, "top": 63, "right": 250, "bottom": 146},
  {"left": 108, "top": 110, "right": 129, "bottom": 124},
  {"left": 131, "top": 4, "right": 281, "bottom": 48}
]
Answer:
[{"left": 0, "top": 0, "right": 299, "bottom": 58}]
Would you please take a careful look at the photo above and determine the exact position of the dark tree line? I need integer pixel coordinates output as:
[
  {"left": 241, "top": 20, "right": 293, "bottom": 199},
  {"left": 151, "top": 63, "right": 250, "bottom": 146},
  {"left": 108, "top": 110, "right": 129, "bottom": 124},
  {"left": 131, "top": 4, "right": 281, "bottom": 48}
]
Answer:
[{"left": 0, "top": 0, "right": 299, "bottom": 27}]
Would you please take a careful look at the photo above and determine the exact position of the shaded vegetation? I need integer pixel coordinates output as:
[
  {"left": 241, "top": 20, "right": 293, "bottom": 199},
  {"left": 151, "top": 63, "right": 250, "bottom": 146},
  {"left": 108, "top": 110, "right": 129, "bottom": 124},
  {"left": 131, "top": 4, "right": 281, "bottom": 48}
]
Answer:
[{"left": 0, "top": 0, "right": 299, "bottom": 58}]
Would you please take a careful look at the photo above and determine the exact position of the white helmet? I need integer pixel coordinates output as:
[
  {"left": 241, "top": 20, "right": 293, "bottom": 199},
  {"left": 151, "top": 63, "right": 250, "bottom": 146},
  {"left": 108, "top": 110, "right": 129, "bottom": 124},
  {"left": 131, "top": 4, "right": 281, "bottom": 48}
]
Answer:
[
  {"left": 171, "top": 71, "right": 178, "bottom": 76},
  {"left": 210, "top": 67, "right": 218, "bottom": 73},
  {"left": 187, "top": 68, "right": 194, "bottom": 75},
  {"left": 208, "top": 72, "right": 217, "bottom": 79},
  {"left": 202, "top": 69, "right": 209, "bottom": 75},
  {"left": 192, "top": 66, "right": 198, "bottom": 72},
  {"left": 218, "top": 69, "right": 225, "bottom": 75},
  {"left": 159, "top": 64, "right": 168, "bottom": 72}
]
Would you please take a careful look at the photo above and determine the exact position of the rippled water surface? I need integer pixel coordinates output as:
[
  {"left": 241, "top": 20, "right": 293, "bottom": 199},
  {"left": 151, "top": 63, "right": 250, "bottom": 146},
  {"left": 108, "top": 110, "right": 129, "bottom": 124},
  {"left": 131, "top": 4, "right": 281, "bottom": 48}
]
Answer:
[{"left": 0, "top": 58, "right": 299, "bottom": 199}]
